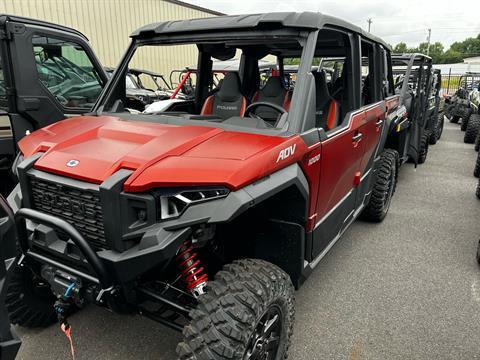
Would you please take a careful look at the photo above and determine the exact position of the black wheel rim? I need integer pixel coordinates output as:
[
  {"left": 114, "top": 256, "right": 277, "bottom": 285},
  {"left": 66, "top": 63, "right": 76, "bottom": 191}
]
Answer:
[{"left": 244, "top": 305, "right": 283, "bottom": 360}]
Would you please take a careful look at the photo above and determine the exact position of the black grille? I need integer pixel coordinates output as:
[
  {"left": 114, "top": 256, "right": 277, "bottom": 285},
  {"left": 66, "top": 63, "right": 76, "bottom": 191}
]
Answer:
[{"left": 29, "top": 176, "right": 109, "bottom": 251}]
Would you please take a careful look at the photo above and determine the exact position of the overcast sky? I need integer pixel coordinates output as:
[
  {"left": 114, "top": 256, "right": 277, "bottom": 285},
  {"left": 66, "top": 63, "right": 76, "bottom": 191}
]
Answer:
[{"left": 186, "top": 0, "right": 480, "bottom": 51}]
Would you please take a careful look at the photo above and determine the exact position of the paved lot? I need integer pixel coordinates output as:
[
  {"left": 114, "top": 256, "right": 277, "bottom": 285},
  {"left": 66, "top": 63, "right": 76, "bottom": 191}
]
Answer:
[{"left": 15, "top": 121, "right": 480, "bottom": 360}]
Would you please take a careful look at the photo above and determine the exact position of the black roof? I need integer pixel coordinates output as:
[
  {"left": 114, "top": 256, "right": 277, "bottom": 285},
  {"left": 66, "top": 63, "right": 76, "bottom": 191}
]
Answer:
[
  {"left": 0, "top": 14, "right": 88, "bottom": 41},
  {"left": 131, "top": 12, "right": 390, "bottom": 49}
]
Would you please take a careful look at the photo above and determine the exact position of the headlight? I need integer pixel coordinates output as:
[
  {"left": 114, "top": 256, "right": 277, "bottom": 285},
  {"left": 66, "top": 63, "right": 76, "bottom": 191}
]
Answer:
[{"left": 153, "top": 187, "right": 229, "bottom": 220}]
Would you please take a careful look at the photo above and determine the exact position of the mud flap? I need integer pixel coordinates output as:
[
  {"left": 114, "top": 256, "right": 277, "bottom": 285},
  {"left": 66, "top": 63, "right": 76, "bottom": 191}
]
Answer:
[
  {"left": 253, "top": 219, "right": 305, "bottom": 289},
  {"left": 0, "top": 197, "right": 22, "bottom": 359}
]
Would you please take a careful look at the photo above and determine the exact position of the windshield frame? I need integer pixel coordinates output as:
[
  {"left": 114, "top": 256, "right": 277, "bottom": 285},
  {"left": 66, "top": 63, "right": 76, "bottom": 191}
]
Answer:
[{"left": 93, "top": 28, "right": 315, "bottom": 136}]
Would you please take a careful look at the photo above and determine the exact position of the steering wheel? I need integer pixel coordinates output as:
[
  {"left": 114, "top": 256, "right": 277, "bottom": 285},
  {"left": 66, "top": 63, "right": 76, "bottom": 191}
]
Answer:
[{"left": 244, "top": 102, "right": 286, "bottom": 120}]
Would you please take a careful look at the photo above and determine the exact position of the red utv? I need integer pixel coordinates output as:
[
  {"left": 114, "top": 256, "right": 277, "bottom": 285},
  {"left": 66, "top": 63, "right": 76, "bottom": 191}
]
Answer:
[{"left": 0, "top": 12, "right": 400, "bottom": 359}]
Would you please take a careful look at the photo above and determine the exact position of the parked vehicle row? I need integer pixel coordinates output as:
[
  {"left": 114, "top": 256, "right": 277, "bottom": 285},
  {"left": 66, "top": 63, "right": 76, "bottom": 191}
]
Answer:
[
  {"left": 0, "top": 12, "right": 444, "bottom": 360},
  {"left": 445, "top": 72, "right": 480, "bottom": 144}
]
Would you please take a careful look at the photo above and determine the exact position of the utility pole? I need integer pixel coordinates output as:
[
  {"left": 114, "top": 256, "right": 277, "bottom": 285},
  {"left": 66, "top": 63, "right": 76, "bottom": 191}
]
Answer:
[
  {"left": 426, "top": 28, "right": 431, "bottom": 56},
  {"left": 367, "top": 18, "right": 372, "bottom": 32}
]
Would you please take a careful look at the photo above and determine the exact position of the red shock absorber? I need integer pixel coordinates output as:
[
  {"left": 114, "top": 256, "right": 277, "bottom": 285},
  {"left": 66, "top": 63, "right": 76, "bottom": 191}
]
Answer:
[{"left": 176, "top": 240, "right": 208, "bottom": 297}]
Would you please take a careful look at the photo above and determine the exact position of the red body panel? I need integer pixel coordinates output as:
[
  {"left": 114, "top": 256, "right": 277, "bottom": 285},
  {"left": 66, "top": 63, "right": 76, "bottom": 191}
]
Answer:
[
  {"left": 315, "top": 111, "right": 366, "bottom": 221},
  {"left": 358, "top": 103, "right": 385, "bottom": 172},
  {"left": 18, "top": 116, "right": 308, "bottom": 192}
]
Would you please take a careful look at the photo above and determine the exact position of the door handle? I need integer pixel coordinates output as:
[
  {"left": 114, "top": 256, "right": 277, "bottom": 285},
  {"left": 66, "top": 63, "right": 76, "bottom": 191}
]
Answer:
[
  {"left": 352, "top": 132, "right": 363, "bottom": 142},
  {"left": 376, "top": 119, "right": 384, "bottom": 127}
]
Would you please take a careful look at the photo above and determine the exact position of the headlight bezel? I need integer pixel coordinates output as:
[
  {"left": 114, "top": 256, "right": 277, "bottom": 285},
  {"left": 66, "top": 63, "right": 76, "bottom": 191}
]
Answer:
[{"left": 152, "top": 187, "right": 230, "bottom": 221}]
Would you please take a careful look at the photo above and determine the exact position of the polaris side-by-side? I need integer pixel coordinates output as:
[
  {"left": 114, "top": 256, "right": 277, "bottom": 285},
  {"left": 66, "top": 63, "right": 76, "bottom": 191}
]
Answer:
[
  {"left": 391, "top": 53, "right": 437, "bottom": 165},
  {"left": 0, "top": 13, "right": 401, "bottom": 359}
]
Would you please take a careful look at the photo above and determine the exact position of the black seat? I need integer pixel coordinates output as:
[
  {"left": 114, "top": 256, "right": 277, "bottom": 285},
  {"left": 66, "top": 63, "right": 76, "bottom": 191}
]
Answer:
[
  {"left": 313, "top": 71, "right": 339, "bottom": 130},
  {"left": 201, "top": 72, "right": 246, "bottom": 119},
  {"left": 252, "top": 76, "right": 289, "bottom": 121}
]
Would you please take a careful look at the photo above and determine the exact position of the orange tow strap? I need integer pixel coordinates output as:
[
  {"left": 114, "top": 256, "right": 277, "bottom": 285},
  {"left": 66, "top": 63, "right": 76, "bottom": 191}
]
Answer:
[{"left": 61, "top": 322, "right": 76, "bottom": 360}]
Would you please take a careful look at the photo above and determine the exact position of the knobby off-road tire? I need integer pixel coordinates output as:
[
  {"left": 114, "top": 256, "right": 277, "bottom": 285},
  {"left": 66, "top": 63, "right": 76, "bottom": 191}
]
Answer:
[
  {"left": 464, "top": 114, "right": 480, "bottom": 144},
  {"left": 418, "top": 132, "right": 429, "bottom": 164},
  {"left": 475, "top": 132, "right": 480, "bottom": 152},
  {"left": 476, "top": 178, "right": 480, "bottom": 199},
  {"left": 461, "top": 115, "right": 469, "bottom": 131},
  {"left": 6, "top": 262, "right": 57, "bottom": 327},
  {"left": 177, "top": 259, "right": 295, "bottom": 360},
  {"left": 429, "top": 116, "right": 439, "bottom": 145},
  {"left": 435, "top": 113, "right": 445, "bottom": 141},
  {"left": 361, "top": 149, "right": 398, "bottom": 223},
  {"left": 474, "top": 152, "right": 480, "bottom": 178}
]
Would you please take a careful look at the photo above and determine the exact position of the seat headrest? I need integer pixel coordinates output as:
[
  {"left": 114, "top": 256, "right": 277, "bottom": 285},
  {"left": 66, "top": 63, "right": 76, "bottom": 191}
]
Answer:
[
  {"left": 313, "top": 71, "right": 331, "bottom": 103},
  {"left": 261, "top": 76, "right": 285, "bottom": 97},
  {"left": 217, "top": 72, "right": 242, "bottom": 102}
]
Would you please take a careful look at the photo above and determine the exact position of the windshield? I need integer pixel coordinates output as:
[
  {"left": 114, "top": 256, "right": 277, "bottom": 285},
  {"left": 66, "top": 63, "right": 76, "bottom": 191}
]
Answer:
[
  {"left": 125, "top": 74, "right": 138, "bottom": 89},
  {"left": 32, "top": 35, "right": 103, "bottom": 109},
  {"left": 98, "top": 33, "right": 306, "bottom": 133}
]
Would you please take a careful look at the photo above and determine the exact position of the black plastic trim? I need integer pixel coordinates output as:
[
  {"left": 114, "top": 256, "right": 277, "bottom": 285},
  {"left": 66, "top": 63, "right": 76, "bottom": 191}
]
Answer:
[
  {"left": 99, "top": 169, "right": 133, "bottom": 251},
  {"left": 15, "top": 208, "right": 112, "bottom": 288}
]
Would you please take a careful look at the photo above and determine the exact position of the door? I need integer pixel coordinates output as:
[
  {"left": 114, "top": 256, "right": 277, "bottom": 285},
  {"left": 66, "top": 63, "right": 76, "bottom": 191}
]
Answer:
[
  {"left": 354, "top": 41, "right": 387, "bottom": 208},
  {"left": 0, "top": 15, "right": 107, "bottom": 149},
  {"left": 311, "top": 110, "right": 366, "bottom": 258},
  {"left": 307, "top": 33, "right": 367, "bottom": 260}
]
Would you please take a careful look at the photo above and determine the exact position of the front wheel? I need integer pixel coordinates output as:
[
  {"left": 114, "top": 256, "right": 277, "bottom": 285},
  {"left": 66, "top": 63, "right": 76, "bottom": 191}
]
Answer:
[
  {"left": 6, "top": 261, "right": 57, "bottom": 327},
  {"left": 465, "top": 114, "right": 480, "bottom": 144},
  {"left": 361, "top": 149, "right": 398, "bottom": 222},
  {"left": 177, "top": 259, "right": 295, "bottom": 360}
]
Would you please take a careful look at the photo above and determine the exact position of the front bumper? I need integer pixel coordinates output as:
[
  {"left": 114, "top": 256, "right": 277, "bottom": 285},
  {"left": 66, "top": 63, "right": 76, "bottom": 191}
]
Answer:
[{"left": 14, "top": 206, "right": 191, "bottom": 285}]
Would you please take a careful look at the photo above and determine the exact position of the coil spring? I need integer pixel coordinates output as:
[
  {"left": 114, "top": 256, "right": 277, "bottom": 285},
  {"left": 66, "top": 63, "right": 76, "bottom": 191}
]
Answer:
[{"left": 176, "top": 240, "right": 208, "bottom": 296}]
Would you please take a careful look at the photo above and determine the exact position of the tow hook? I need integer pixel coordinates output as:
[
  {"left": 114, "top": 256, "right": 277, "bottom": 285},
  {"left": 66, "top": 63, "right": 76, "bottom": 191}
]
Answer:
[{"left": 54, "top": 283, "right": 78, "bottom": 359}]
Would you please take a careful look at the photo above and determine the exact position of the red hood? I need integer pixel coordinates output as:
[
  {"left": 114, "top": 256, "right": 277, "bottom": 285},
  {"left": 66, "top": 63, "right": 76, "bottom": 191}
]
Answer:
[{"left": 19, "top": 116, "right": 306, "bottom": 191}]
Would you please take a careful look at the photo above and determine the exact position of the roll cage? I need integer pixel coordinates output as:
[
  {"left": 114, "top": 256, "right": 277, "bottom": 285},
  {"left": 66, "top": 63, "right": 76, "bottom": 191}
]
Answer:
[{"left": 94, "top": 13, "right": 393, "bottom": 137}]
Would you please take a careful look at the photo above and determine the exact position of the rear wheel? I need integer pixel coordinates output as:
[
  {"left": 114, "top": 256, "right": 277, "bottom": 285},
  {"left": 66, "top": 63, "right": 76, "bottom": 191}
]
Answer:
[
  {"left": 361, "top": 149, "right": 398, "bottom": 222},
  {"left": 177, "top": 259, "right": 294, "bottom": 360},
  {"left": 465, "top": 114, "right": 480, "bottom": 144},
  {"left": 436, "top": 113, "right": 445, "bottom": 141},
  {"left": 418, "top": 132, "right": 429, "bottom": 164},
  {"left": 6, "top": 261, "right": 57, "bottom": 327},
  {"left": 475, "top": 132, "right": 480, "bottom": 152}
]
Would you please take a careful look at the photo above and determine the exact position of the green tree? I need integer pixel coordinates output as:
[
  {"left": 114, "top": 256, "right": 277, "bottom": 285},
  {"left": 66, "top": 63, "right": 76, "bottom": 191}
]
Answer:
[{"left": 393, "top": 42, "right": 408, "bottom": 53}]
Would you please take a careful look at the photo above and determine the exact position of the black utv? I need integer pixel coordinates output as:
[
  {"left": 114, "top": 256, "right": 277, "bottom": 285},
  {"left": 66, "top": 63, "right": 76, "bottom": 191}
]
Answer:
[
  {"left": 446, "top": 72, "right": 480, "bottom": 139},
  {"left": 390, "top": 53, "right": 436, "bottom": 164},
  {"left": 429, "top": 68, "right": 445, "bottom": 144}
]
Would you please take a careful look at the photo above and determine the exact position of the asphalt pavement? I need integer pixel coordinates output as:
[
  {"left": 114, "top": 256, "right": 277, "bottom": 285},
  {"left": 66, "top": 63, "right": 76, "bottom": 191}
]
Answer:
[{"left": 15, "top": 120, "right": 480, "bottom": 360}]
